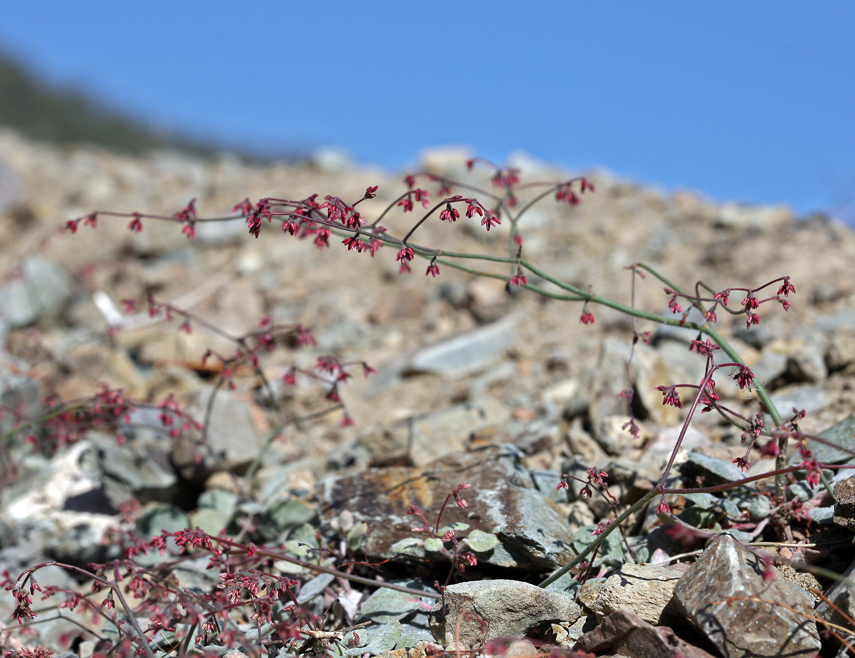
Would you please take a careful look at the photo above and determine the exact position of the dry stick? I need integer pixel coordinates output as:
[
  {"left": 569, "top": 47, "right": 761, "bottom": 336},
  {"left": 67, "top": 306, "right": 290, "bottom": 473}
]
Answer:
[{"left": 811, "top": 587, "right": 855, "bottom": 636}]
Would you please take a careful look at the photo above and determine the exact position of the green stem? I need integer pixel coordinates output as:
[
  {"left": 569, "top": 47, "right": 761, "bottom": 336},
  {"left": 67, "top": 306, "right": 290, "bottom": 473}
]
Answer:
[{"left": 539, "top": 489, "right": 659, "bottom": 588}]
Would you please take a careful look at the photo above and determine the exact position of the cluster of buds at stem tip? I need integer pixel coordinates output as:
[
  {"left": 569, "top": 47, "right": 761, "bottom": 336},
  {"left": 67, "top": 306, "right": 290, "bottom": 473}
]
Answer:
[
  {"left": 656, "top": 385, "right": 683, "bottom": 409},
  {"left": 556, "top": 468, "right": 609, "bottom": 499},
  {"left": 452, "top": 482, "right": 471, "bottom": 508}
]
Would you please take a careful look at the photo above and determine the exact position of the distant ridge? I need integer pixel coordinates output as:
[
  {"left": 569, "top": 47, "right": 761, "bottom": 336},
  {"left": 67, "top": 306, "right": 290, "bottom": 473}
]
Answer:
[{"left": 0, "top": 49, "right": 216, "bottom": 156}]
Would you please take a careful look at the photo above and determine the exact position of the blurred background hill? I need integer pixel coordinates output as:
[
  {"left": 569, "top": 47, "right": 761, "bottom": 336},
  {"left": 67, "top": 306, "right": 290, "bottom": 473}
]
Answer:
[{"left": 0, "top": 49, "right": 218, "bottom": 157}]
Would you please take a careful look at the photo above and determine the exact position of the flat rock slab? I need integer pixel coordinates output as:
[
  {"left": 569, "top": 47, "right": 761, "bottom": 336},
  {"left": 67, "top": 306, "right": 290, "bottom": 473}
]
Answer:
[
  {"left": 319, "top": 445, "right": 576, "bottom": 569},
  {"left": 574, "top": 609, "right": 716, "bottom": 658},
  {"left": 593, "top": 562, "right": 687, "bottom": 624},
  {"left": 428, "top": 579, "right": 580, "bottom": 647},
  {"left": 406, "top": 315, "right": 519, "bottom": 377},
  {"left": 673, "top": 534, "right": 820, "bottom": 658}
]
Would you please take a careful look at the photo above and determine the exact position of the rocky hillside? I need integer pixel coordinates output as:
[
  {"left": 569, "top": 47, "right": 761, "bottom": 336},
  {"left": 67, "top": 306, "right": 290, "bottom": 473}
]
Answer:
[{"left": 1, "top": 128, "right": 855, "bottom": 657}]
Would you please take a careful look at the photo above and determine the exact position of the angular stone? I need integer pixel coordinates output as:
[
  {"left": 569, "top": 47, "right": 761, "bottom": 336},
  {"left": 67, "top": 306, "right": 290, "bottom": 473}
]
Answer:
[
  {"left": 0, "top": 161, "right": 26, "bottom": 213},
  {"left": 833, "top": 474, "right": 855, "bottom": 529},
  {"left": 172, "top": 385, "right": 265, "bottom": 480},
  {"left": 592, "top": 563, "right": 684, "bottom": 624},
  {"left": 769, "top": 384, "right": 830, "bottom": 420},
  {"left": 0, "top": 356, "right": 43, "bottom": 439},
  {"left": 797, "top": 414, "right": 855, "bottom": 465},
  {"left": 0, "top": 256, "right": 70, "bottom": 327},
  {"left": 319, "top": 445, "right": 577, "bottom": 569},
  {"left": 673, "top": 534, "right": 820, "bottom": 658},
  {"left": 406, "top": 314, "right": 519, "bottom": 378},
  {"left": 716, "top": 203, "right": 791, "bottom": 230},
  {"left": 816, "top": 558, "right": 855, "bottom": 639},
  {"left": 79, "top": 430, "right": 178, "bottom": 507},
  {"left": 682, "top": 451, "right": 746, "bottom": 484},
  {"left": 574, "top": 609, "right": 717, "bottom": 658},
  {"left": 428, "top": 579, "right": 580, "bottom": 647}
]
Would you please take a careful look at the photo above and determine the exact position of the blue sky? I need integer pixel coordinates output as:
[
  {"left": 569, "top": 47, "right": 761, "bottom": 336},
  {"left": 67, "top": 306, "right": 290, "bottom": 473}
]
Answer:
[{"left": 0, "top": 2, "right": 853, "bottom": 219}]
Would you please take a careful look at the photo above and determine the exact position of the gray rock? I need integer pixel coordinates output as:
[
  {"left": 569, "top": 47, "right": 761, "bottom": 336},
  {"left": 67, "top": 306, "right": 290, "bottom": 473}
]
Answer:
[
  {"left": 79, "top": 430, "right": 178, "bottom": 507},
  {"left": 786, "top": 339, "right": 828, "bottom": 382},
  {"left": 682, "top": 451, "right": 746, "bottom": 484},
  {"left": 574, "top": 608, "right": 717, "bottom": 658},
  {"left": 194, "top": 216, "right": 251, "bottom": 245},
  {"left": 135, "top": 503, "right": 189, "bottom": 539},
  {"left": 788, "top": 480, "right": 819, "bottom": 503},
  {"left": 716, "top": 203, "right": 791, "bottom": 230},
  {"left": 172, "top": 385, "right": 265, "bottom": 480},
  {"left": 577, "top": 338, "right": 632, "bottom": 447},
  {"left": 751, "top": 349, "right": 789, "bottom": 385},
  {"left": 529, "top": 469, "right": 568, "bottom": 505},
  {"left": 312, "top": 146, "right": 352, "bottom": 172},
  {"left": 643, "top": 424, "right": 710, "bottom": 461},
  {"left": 428, "top": 579, "right": 580, "bottom": 647},
  {"left": 419, "top": 145, "right": 473, "bottom": 177},
  {"left": 769, "top": 384, "right": 830, "bottom": 420},
  {"left": 0, "top": 161, "right": 26, "bottom": 212},
  {"left": 346, "top": 619, "right": 401, "bottom": 656},
  {"left": 795, "top": 414, "right": 855, "bottom": 465},
  {"left": 673, "top": 534, "right": 821, "bottom": 658},
  {"left": 809, "top": 506, "right": 834, "bottom": 524},
  {"left": 406, "top": 314, "right": 519, "bottom": 378},
  {"left": 263, "top": 496, "right": 317, "bottom": 533},
  {"left": 592, "top": 563, "right": 684, "bottom": 624},
  {"left": 0, "top": 356, "right": 44, "bottom": 439},
  {"left": 826, "top": 330, "right": 855, "bottom": 371},
  {"left": 0, "top": 256, "right": 71, "bottom": 327},
  {"left": 816, "top": 558, "right": 855, "bottom": 640},
  {"left": 359, "top": 579, "right": 438, "bottom": 624}
]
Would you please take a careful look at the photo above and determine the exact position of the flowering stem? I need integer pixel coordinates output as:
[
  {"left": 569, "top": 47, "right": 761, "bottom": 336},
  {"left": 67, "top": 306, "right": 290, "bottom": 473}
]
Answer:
[
  {"left": 707, "top": 326, "right": 787, "bottom": 497},
  {"left": 15, "top": 562, "right": 156, "bottom": 658},
  {"left": 208, "top": 537, "right": 441, "bottom": 600}
]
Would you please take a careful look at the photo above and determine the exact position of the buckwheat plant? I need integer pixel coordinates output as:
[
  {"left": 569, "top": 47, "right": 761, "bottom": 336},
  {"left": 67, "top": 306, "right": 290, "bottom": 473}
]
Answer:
[
  {"left": 392, "top": 483, "right": 500, "bottom": 587},
  {"left": 5, "top": 154, "right": 852, "bottom": 657},
  {"left": 66, "top": 158, "right": 843, "bottom": 515}
]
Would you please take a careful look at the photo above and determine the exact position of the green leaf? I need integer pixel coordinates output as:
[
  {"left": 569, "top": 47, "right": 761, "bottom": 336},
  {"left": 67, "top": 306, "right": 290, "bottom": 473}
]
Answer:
[
  {"left": 296, "top": 573, "right": 335, "bottom": 604},
  {"left": 391, "top": 538, "right": 424, "bottom": 556},
  {"left": 359, "top": 580, "right": 437, "bottom": 624},
  {"left": 462, "top": 530, "right": 499, "bottom": 552},
  {"left": 345, "top": 620, "right": 401, "bottom": 656},
  {"left": 423, "top": 537, "right": 445, "bottom": 552},
  {"left": 346, "top": 522, "right": 368, "bottom": 552}
]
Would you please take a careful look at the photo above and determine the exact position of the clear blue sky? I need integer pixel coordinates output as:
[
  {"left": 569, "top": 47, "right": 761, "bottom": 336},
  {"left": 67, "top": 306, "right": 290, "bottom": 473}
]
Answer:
[{"left": 1, "top": 1, "right": 853, "bottom": 219}]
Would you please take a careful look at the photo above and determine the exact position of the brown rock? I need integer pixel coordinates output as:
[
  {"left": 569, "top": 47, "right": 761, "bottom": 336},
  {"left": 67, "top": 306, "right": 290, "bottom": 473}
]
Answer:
[
  {"left": 429, "top": 579, "right": 580, "bottom": 648},
  {"left": 319, "top": 445, "right": 577, "bottom": 569},
  {"left": 833, "top": 474, "right": 855, "bottom": 529},
  {"left": 574, "top": 609, "right": 716, "bottom": 658},
  {"left": 592, "top": 563, "right": 683, "bottom": 624}
]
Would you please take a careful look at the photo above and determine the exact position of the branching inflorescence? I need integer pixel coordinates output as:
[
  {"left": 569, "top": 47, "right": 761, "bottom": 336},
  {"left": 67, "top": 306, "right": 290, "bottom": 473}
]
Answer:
[{"left": 5, "top": 153, "right": 849, "bottom": 656}]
